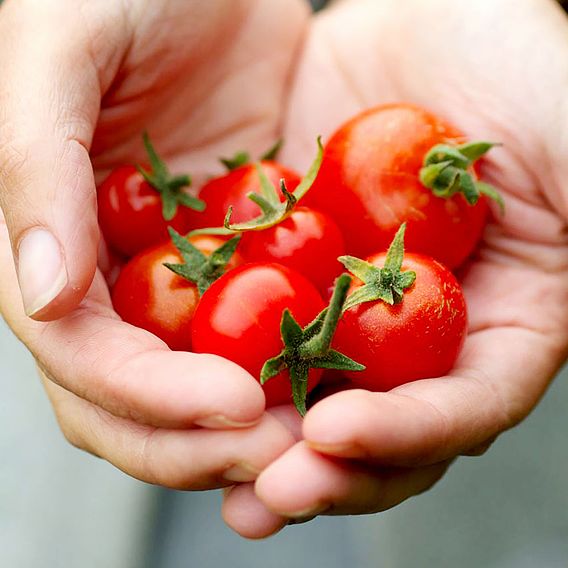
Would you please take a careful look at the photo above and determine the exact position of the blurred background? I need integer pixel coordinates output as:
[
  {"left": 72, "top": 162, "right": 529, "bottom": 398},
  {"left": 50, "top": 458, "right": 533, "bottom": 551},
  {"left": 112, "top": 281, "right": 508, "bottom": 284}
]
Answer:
[{"left": 2, "top": 0, "right": 568, "bottom": 566}]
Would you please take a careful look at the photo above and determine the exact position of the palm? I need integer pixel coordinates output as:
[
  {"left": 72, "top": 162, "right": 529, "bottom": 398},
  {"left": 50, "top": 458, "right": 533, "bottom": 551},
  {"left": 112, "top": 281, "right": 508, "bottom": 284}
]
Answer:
[
  {"left": 221, "top": 0, "right": 568, "bottom": 537},
  {"left": 89, "top": 0, "right": 307, "bottom": 183}
]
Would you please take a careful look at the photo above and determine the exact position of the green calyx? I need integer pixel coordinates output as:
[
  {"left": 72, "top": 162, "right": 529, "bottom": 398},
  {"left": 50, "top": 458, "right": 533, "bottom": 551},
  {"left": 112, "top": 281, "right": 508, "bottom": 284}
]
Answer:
[
  {"left": 190, "top": 138, "right": 323, "bottom": 239},
  {"left": 339, "top": 223, "right": 416, "bottom": 312},
  {"left": 163, "top": 227, "right": 241, "bottom": 296},
  {"left": 220, "top": 139, "right": 284, "bottom": 171},
  {"left": 222, "top": 137, "right": 324, "bottom": 233},
  {"left": 260, "top": 273, "right": 365, "bottom": 417},
  {"left": 137, "top": 132, "right": 206, "bottom": 221},
  {"left": 419, "top": 140, "right": 504, "bottom": 214}
]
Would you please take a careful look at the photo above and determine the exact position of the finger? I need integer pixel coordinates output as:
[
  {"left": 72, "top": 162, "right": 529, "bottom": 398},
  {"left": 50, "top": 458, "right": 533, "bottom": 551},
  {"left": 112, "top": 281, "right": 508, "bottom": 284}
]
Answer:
[
  {"left": 302, "top": 234, "right": 568, "bottom": 467},
  {"left": 266, "top": 405, "right": 304, "bottom": 441},
  {"left": 41, "top": 369, "right": 294, "bottom": 490},
  {"left": 252, "top": 442, "right": 449, "bottom": 520},
  {"left": 0, "top": 0, "right": 127, "bottom": 320},
  {"left": 0, "top": 219, "right": 266, "bottom": 429},
  {"left": 303, "top": 325, "right": 566, "bottom": 466},
  {"left": 461, "top": 435, "right": 496, "bottom": 457},
  {"left": 222, "top": 484, "right": 287, "bottom": 540}
]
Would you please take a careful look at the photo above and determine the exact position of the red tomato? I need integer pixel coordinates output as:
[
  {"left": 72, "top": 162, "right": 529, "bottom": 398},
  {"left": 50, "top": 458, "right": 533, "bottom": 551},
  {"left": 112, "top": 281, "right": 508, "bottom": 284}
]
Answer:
[
  {"left": 112, "top": 235, "right": 243, "bottom": 351},
  {"left": 98, "top": 165, "right": 195, "bottom": 258},
  {"left": 239, "top": 207, "right": 345, "bottom": 295},
  {"left": 306, "top": 103, "right": 489, "bottom": 269},
  {"left": 334, "top": 252, "right": 467, "bottom": 391},
  {"left": 191, "top": 263, "right": 325, "bottom": 407},
  {"left": 187, "top": 161, "right": 301, "bottom": 229}
]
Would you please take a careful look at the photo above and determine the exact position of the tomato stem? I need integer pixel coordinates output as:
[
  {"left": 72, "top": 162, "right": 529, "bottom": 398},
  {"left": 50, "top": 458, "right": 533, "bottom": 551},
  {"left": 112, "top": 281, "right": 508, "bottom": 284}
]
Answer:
[
  {"left": 340, "top": 223, "right": 416, "bottom": 311},
  {"left": 220, "top": 151, "right": 251, "bottom": 171},
  {"left": 163, "top": 227, "right": 241, "bottom": 296},
  {"left": 419, "top": 140, "right": 504, "bottom": 214},
  {"left": 261, "top": 273, "right": 365, "bottom": 416},
  {"left": 137, "top": 132, "right": 206, "bottom": 221},
  {"left": 219, "top": 137, "right": 323, "bottom": 233},
  {"left": 219, "top": 139, "right": 284, "bottom": 171}
]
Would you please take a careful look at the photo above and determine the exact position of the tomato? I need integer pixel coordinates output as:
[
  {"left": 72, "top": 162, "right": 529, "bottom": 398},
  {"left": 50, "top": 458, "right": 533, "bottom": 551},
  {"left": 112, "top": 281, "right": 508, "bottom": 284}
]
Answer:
[
  {"left": 191, "top": 263, "right": 325, "bottom": 407},
  {"left": 97, "top": 165, "right": 194, "bottom": 258},
  {"left": 112, "top": 235, "right": 242, "bottom": 351},
  {"left": 334, "top": 251, "right": 467, "bottom": 391},
  {"left": 187, "top": 161, "right": 301, "bottom": 229},
  {"left": 239, "top": 206, "right": 345, "bottom": 295},
  {"left": 98, "top": 134, "right": 205, "bottom": 258},
  {"left": 306, "top": 103, "right": 491, "bottom": 269}
]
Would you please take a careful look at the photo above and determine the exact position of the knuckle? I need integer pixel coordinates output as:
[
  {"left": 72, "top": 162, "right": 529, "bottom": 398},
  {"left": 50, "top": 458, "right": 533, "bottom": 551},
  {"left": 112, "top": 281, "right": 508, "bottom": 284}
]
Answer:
[
  {"left": 0, "top": 137, "right": 31, "bottom": 190},
  {"left": 136, "top": 428, "right": 181, "bottom": 487},
  {"left": 462, "top": 436, "right": 497, "bottom": 457},
  {"left": 135, "top": 429, "right": 209, "bottom": 490},
  {"left": 58, "top": 419, "right": 87, "bottom": 451}
]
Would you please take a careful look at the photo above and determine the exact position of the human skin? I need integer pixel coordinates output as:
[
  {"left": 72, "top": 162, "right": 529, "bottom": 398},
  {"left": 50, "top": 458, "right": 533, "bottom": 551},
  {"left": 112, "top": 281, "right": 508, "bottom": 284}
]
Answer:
[
  {"left": 0, "top": 0, "right": 308, "bottom": 491},
  {"left": 222, "top": 0, "right": 568, "bottom": 538},
  {"left": 1, "top": 0, "right": 568, "bottom": 539}
]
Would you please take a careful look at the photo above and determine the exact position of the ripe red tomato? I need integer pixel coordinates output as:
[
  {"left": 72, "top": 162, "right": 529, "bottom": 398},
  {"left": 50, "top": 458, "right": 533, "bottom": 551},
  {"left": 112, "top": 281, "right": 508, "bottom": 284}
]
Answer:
[
  {"left": 98, "top": 165, "right": 197, "bottom": 258},
  {"left": 239, "top": 206, "right": 345, "bottom": 295},
  {"left": 187, "top": 161, "right": 301, "bottom": 229},
  {"left": 306, "top": 103, "right": 490, "bottom": 269},
  {"left": 334, "top": 252, "right": 467, "bottom": 391},
  {"left": 191, "top": 263, "right": 325, "bottom": 407},
  {"left": 112, "top": 235, "right": 243, "bottom": 351}
]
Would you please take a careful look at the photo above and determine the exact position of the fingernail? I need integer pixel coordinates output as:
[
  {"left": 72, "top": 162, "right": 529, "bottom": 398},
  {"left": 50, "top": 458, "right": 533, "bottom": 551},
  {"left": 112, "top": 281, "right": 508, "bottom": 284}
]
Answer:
[
  {"left": 195, "top": 414, "right": 260, "bottom": 429},
  {"left": 306, "top": 441, "right": 354, "bottom": 455},
  {"left": 285, "top": 504, "right": 328, "bottom": 518},
  {"left": 223, "top": 462, "right": 260, "bottom": 483},
  {"left": 17, "top": 228, "right": 67, "bottom": 317}
]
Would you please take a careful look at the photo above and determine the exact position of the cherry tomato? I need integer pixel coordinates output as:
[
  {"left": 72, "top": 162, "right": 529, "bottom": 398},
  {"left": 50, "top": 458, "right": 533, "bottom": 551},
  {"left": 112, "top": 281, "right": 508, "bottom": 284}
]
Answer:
[
  {"left": 239, "top": 207, "right": 345, "bottom": 295},
  {"left": 112, "top": 235, "right": 243, "bottom": 351},
  {"left": 187, "top": 161, "right": 301, "bottom": 229},
  {"left": 334, "top": 252, "right": 467, "bottom": 391},
  {"left": 191, "top": 263, "right": 325, "bottom": 407},
  {"left": 98, "top": 165, "right": 195, "bottom": 258},
  {"left": 306, "top": 103, "right": 489, "bottom": 269}
]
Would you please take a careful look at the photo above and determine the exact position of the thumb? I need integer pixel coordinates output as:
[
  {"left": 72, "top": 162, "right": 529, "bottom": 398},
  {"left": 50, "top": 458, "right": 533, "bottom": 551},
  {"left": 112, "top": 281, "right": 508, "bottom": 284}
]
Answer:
[{"left": 0, "top": 1, "right": 116, "bottom": 320}]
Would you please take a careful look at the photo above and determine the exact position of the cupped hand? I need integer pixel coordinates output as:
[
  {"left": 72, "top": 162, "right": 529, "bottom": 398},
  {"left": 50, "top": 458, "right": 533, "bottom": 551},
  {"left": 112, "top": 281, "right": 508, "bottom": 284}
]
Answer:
[
  {"left": 223, "top": 0, "right": 568, "bottom": 538},
  {"left": 0, "top": 0, "right": 309, "bottom": 488}
]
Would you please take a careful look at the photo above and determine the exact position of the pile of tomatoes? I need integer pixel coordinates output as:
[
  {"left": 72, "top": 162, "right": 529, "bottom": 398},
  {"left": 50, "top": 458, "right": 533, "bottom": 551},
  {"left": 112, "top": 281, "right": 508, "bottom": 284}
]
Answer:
[{"left": 98, "top": 103, "right": 502, "bottom": 415}]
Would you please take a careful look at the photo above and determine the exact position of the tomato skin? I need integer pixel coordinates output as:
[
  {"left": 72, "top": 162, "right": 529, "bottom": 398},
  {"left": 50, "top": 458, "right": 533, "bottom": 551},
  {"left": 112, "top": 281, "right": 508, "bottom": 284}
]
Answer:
[
  {"left": 191, "top": 263, "right": 325, "bottom": 407},
  {"left": 187, "top": 161, "right": 301, "bottom": 229},
  {"left": 239, "top": 207, "right": 345, "bottom": 295},
  {"left": 306, "top": 103, "right": 488, "bottom": 269},
  {"left": 97, "top": 165, "right": 194, "bottom": 258},
  {"left": 334, "top": 252, "right": 467, "bottom": 391},
  {"left": 111, "top": 235, "right": 242, "bottom": 351}
]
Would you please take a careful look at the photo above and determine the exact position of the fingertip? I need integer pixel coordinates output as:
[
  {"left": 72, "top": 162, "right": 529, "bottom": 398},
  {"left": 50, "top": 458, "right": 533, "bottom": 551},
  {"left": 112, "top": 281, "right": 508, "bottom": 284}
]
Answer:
[
  {"left": 189, "top": 353, "right": 267, "bottom": 425},
  {"left": 254, "top": 443, "right": 334, "bottom": 516},
  {"left": 303, "top": 389, "right": 376, "bottom": 454},
  {"left": 123, "top": 351, "right": 267, "bottom": 428},
  {"left": 222, "top": 483, "right": 287, "bottom": 539},
  {"left": 14, "top": 225, "right": 90, "bottom": 321},
  {"left": 9, "top": 142, "right": 100, "bottom": 321}
]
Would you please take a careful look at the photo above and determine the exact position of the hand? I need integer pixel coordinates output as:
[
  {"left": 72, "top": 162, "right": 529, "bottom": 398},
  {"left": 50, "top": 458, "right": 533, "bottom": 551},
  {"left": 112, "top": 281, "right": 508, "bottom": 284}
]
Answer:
[
  {"left": 0, "top": 0, "right": 310, "bottom": 488},
  {"left": 222, "top": 0, "right": 568, "bottom": 538}
]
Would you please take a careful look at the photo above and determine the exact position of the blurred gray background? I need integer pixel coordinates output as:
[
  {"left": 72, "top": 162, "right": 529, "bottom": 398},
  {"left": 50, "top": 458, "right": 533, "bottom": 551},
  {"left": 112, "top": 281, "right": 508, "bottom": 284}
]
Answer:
[{"left": 2, "top": 316, "right": 568, "bottom": 568}]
